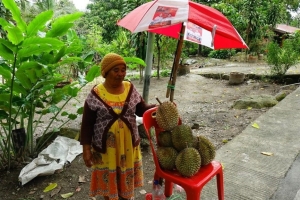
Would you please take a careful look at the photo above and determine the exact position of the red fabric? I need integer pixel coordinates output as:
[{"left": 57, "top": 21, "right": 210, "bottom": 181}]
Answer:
[{"left": 149, "top": 23, "right": 182, "bottom": 39}]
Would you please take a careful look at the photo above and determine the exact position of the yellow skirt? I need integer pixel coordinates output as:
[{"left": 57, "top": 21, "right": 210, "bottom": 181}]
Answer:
[{"left": 89, "top": 122, "right": 144, "bottom": 200}]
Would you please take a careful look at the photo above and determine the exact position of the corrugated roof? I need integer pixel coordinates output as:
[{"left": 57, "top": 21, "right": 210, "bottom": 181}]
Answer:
[{"left": 274, "top": 24, "right": 300, "bottom": 34}]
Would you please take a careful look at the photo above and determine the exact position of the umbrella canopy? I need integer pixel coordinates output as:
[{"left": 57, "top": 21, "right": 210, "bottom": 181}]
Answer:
[
  {"left": 117, "top": 0, "right": 248, "bottom": 49},
  {"left": 117, "top": 0, "right": 248, "bottom": 102}
]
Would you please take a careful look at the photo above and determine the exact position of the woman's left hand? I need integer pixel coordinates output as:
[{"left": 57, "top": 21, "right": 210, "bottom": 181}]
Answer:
[{"left": 82, "top": 145, "right": 94, "bottom": 168}]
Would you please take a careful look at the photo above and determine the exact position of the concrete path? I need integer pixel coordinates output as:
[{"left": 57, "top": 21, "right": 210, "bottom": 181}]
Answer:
[
  {"left": 191, "top": 62, "right": 300, "bottom": 76},
  {"left": 193, "top": 64, "right": 300, "bottom": 200}
]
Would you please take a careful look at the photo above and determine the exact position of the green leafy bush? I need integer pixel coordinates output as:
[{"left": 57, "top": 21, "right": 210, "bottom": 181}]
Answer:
[
  {"left": 151, "top": 68, "right": 170, "bottom": 78},
  {"left": 208, "top": 49, "right": 236, "bottom": 59},
  {"left": 0, "top": 0, "right": 99, "bottom": 169},
  {"left": 266, "top": 35, "right": 299, "bottom": 79},
  {"left": 201, "top": 46, "right": 213, "bottom": 57},
  {"left": 160, "top": 69, "right": 171, "bottom": 77}
]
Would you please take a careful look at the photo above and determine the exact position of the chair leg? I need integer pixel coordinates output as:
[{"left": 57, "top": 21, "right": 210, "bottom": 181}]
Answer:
[
  {"left": 154, "top": 172, "right": 159, "bottom": 181},
  {"left": 164, "top": 180, "right": 173, "bottom": 197},
  {"left": 216, "top": 171, "right": 225, "bottom": 200},
  {"left": 185, "top": 187, "right": 201, "bottom": 200}
]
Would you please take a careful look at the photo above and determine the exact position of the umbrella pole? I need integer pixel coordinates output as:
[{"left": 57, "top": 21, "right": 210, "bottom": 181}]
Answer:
[
  {"left": 142, "top": 32, "right": 155, "bottom": 103},
  {"left": 170, "top": 24, "right": 186, "bottom": 102}
]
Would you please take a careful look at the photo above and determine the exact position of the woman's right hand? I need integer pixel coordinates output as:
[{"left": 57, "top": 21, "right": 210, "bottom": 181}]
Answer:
[{"left": 82, "top": 145, "right": 94, "bottom": 168}]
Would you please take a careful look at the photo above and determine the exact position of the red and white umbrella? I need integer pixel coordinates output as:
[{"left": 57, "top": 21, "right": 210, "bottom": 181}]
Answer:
[
  {"left": 117, "top": 0, "right": 248, "bottom": 101},
  {"left": 117, "top": 0, "right": 247, "bottom": 49}
]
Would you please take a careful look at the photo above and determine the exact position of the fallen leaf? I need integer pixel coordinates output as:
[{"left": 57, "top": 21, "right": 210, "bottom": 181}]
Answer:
[
  {"left": 50, "top": 186, "right": 61, "bottom": 197},
  {"left": 252, "top": 122, "right": 259, "bottom": 129},
  {"left": 222, "top": 139, "right": 228, "bottom": 143},
  {"left": 43, "top": 183, "right": 57, "bottom": 192},
  {"left": 139, "top": 189, "right": 147, "bottom": 194},
  {"left": 261, "top": 152, "right": 273, "bottom": 156},
  {"left": 247, "top": 107, "right": 252, "bottom": 110},
  {"left": 78, "top": 175, "right": 86, "bottom": 183},
  {"left": 75, "top": 132, "right": 79, "bottom": 140},
  {"left": 90, "top": 197, "right": 97, "bottom": 200},
  {"left": 75, "top": 186, "right": 81, "bottom": 192},
  {"left": 28, "top": 190, "right": 36, "bottom": 195},
  {"left": 61, "top": 192, "right": 74, "bottom": 198},
  {"left": 28, "top": 188, "right": 37, "bottom": 195}
]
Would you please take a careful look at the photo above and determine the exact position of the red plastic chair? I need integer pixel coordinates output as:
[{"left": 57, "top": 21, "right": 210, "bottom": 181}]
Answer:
[{"left": 143, "top": 107, "right": 224, "bottom": 200}]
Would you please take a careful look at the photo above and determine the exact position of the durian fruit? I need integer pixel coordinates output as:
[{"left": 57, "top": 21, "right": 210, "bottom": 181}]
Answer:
[
  {"left": 155, "top": 98, "right": 179, "bottom": 131},
  {"left": 157, "top": 130, "right": 173, "bottom": 147},
  {"left": 156, "top": 147, "right": 178, "bottom": 170},
  {"left": 195, "top": 135, "right": 216, "bottom": 166},
  {"left": 171, "top": 124, "right": 195, "bottom": 151},
  {"left": 175, "top": 147, "right": 201, "bottom": 177}
]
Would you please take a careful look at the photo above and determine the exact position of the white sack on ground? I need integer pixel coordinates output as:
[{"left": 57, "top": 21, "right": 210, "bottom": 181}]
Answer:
[{"left": 19, "top": 136, "right": 82, "bottom": 185}]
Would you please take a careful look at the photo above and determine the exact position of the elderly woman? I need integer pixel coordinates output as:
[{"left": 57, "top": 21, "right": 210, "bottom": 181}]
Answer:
[{"left": 80, "top": 53, "right": 155, "bottom": 200}]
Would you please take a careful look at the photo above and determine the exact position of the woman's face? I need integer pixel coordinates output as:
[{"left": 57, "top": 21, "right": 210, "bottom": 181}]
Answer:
[{"left": 105, "top": 64, "right": 127, "bottom": 82}]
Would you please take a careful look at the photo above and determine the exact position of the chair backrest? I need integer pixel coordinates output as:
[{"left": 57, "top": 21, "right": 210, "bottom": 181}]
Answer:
[
  {"left": 143, "top": 107, "right": 182, "bottom": 173},
  {"left": 142, "top": 107, "right": 163, "bottom": 170}
]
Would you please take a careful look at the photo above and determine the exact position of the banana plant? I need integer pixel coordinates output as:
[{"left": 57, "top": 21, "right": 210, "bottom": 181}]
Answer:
[{"left": 0, "top": 0, "right": 99, "bottom": 169}]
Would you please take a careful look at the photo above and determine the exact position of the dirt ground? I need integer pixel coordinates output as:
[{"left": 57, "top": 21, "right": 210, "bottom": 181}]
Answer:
[{"left": 0, "top": 59, "right": 296, "bottom": 200}]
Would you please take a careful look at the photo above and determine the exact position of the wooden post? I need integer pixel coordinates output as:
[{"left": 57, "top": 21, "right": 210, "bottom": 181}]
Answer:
[{"left": 170, "top": 24, "right": 186, "bottom": 102}]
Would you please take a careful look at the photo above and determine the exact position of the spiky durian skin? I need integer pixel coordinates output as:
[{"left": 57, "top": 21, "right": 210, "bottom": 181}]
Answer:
[
  {"left": 157, "top": 130, "right": 173, "bottom": 147},
  {"left": 171, "top": 124, "right": 195, "bottom": 151},
  {"left": 156, "top": 101, "right": 179, "bottom": 131},
  {"left": 157, "top": 147, "right": 178, "bottom": 170},
  {"left": 196, "top": 135, "right": 216, "bottom": 166},
  {"left": 175, "top": 147, "right": 201, "bottom": 177}
]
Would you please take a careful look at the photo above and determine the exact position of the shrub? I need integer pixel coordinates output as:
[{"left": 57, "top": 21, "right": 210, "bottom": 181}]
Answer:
[
  {"left": 160, "top": 69, "right": 171, "bottom": 77},
  {"left": 0, "top": 0, "right": 99, "bottom": 169},
  {"left": 208, "top": 49, "right": 236, "bottom": 59},
  {"left": 266, "top": 36, "right": 299, "bottom": 80}
]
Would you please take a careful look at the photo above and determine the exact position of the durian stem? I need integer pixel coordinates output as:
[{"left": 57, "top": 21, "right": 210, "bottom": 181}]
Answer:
[{"left": 156, "top": 97, "right": 162, "bottom": 105}]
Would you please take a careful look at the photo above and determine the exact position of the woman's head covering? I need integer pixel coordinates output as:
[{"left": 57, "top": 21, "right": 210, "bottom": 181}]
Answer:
[{"left": 100, "top": 53, "right": 126, "bottom": 77}]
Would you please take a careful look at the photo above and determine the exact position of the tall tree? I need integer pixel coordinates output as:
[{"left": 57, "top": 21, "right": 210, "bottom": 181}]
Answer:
[
  {"left": 121, "top": 0, "right": 149, "bottom": 61},
  {"left": 20, "top": 0, "right": 77, "bottom": 22},
  {"left": 86, "top": 0, "right": 124, "bottom": 42},
  {"left": 0, "top": 1, "right": 12, "bottom": 38},
  {"left": 55, "top": 0, "right": 77, "bottom": 17},
  {"left": 285, "top": 0, "right": 300, "bottom": 11}
]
